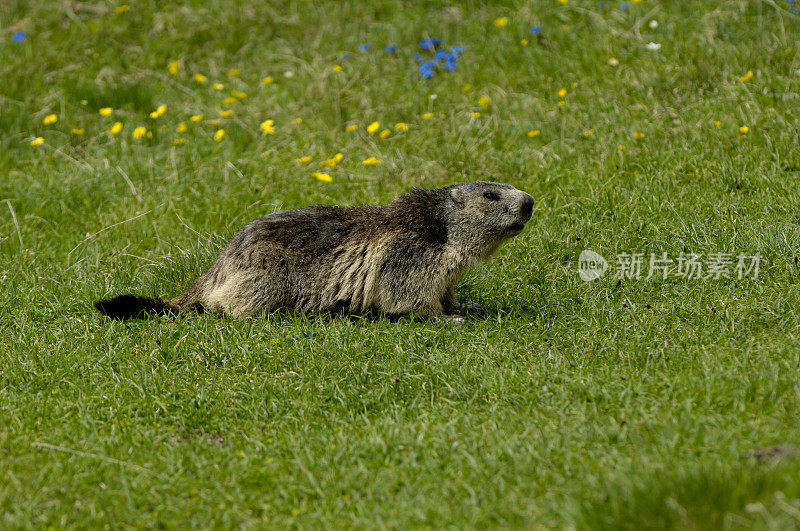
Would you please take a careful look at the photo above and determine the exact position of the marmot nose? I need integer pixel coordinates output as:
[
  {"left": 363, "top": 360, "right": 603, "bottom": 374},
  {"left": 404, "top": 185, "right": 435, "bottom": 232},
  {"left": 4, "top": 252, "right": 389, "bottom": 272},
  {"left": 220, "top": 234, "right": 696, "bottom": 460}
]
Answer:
[{"left": 519, "top": 194, "right": 534, "bottom": 222}]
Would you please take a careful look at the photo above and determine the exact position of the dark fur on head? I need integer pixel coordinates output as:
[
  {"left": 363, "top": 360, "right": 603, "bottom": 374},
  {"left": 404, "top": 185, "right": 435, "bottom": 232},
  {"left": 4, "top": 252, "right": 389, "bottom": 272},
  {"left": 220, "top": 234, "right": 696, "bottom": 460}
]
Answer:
[{"left": 95, "top": 181, "right": 533, "bottom": 321}]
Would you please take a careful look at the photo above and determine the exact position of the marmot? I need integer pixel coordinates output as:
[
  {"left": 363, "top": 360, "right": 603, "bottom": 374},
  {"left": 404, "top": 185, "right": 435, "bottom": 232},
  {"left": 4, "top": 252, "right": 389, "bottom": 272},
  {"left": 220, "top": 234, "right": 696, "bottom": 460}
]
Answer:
[{"left": 95, "top": 181, "right": 534, "bottom": 321}]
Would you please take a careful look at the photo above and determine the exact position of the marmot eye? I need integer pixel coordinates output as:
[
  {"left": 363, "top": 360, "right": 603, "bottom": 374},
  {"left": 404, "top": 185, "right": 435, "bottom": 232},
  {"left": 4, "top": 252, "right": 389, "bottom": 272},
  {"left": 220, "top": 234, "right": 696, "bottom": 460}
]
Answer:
[{"left": 483, "top": 192, "right": 500, "bottom": 201}]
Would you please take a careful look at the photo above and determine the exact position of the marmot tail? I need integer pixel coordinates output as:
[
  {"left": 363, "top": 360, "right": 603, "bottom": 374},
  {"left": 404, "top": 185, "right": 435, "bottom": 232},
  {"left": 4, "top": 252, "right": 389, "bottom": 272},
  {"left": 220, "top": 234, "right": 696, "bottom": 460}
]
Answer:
[{"left": 93, "top": 295, "right": 175, "bottom": 321}]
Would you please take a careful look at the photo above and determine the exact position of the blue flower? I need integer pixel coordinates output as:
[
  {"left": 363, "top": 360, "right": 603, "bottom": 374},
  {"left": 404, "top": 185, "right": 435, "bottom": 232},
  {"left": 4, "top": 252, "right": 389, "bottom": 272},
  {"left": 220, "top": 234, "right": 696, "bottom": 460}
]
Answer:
[
  {"left": 418, "top": 61, "right": 436, "bottom": 78},
  {"left": 419, "top": 37, "right": 443, "bottom": 50},
  {"left": 415, "top": 40, "right": 461, "bottom": 77},
  {"left": 792, "top": 7, "right": 799, "bottom": 13},
  {"left": 529, "top": 26, "right": 542, "bottom": 34},
  {"left": 341, "top": 53, "right": 351, "bottom": 60},
  {"left": 789, "top": 0, "right": 796, "bottom": 3},
  {"left": 11, "top": 30, "right": 26, "bottom": 42},
  {"left": 384, "top": 45, "right": 397, "bottom": 53},
  {"left": 597, "top": 1, "right": 609, "bottom": 7},
  {"left": 359, "top": 44, "right": 370, "bottom": 51},
  {"left": 619, "top": 3, "right": 629, "bottom": 10}
]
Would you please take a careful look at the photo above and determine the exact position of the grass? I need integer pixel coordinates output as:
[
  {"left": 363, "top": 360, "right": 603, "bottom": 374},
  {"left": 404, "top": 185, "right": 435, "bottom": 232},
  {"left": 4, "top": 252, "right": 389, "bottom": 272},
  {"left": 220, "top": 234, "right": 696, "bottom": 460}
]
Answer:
[{"left": 2, "top": 0, "right": 800, "bottom": 527}]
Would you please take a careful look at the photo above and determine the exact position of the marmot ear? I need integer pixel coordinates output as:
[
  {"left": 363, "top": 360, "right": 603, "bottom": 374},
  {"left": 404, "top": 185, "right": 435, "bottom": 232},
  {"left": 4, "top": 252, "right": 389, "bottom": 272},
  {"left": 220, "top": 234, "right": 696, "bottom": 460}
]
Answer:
[{"left": 449, "top": 187, "right": 466, "bottom": 208}]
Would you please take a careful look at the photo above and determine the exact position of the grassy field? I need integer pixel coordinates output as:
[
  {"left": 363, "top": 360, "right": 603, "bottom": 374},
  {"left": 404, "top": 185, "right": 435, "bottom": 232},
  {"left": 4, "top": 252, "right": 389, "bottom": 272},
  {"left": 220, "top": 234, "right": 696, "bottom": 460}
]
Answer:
[{"left": 3, "top": 0, "right": 800, "bottom": 527}]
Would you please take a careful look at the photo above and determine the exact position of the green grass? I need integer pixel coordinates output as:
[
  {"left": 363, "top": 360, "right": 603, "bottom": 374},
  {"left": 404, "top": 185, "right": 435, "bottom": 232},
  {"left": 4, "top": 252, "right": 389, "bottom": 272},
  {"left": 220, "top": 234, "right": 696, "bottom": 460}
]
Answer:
[{"left": 2, "top": 0, "right": 800, "bottom": 527}]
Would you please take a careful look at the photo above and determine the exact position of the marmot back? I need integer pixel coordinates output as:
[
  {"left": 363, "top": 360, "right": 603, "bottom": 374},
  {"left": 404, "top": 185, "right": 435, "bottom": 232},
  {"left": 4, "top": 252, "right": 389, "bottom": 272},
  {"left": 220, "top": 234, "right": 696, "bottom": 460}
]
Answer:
[{"left": 94, "top": 181, "right": 534, "bottom": 321}]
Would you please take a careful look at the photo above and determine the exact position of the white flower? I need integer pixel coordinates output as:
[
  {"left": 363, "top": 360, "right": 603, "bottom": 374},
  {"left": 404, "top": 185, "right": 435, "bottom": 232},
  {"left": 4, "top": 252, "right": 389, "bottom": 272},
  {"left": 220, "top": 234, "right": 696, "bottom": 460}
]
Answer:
[
  {"left": 646, "top": 42, "right": 661, "bottom": 51},
  {"left": 649, "top": 20, "right": 658, "bottom": 29},
  {"left": 284, "top": 70, "right": 294, "bottom": 78}
]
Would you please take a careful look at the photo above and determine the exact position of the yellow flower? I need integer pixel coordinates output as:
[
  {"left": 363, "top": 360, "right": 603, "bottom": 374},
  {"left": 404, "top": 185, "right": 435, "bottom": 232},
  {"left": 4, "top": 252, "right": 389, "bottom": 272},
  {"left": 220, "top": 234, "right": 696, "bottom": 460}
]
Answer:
[
  {"left": 618, "top": 144, "right": 626, "bottom": 151},
  {"left": 557, "top": 88, "right": 567, "bottom": 98},
  {"left": 210, "top": 119, "right": 220, "bottom": 126},
  {"left": 333, "top": 152, "right": 344, "bottom": 163},
  {"left": 494, "top": 17, "right": 509, "bottom": 28},
  {"left": 583, "top": 129, "right": 594, "bottom": 136},
  {"left": 367, "top": 121, "right": 380, "bottom": 133},
  {"left": 362, "top": 157, "right": 381, "bottom": 165},
  {"left": 149, "top": 105, "right": 167, "bottom": 119},
  {"left": 713, "top": 120, "right": 721, "bottom": 127},
  {"left": 213, "top": 83, "right": 225, "bottom": 91},
  {"left": 43, "top": 114, "right": 57, "bottom": 125},
  {"left": 193, "top": 73, "right": 207, "bottom": 83},
  {"left": 558, "top": 100, "right": 566, "bottom": 107},
  {"left": 99, "top": 107, "right": 113, "bottom": 116},
  {"left": 232, "top": 90, "right": 247, "bottom": 100},
  {"left": 332, "top": 64, "right": 343, "bottom": 72},
  {"left": 228, "top": 68, "right": 241, "bottom": 77},
  {"left": 739, "top": 71, "right": 753, "bottom": 82},
  {"left": 462, "top": 84, "right": 472, "bottom": 93},
  {"left": 132, "top": 126, "right": 147, "bottom": 139},
  {"left": 346, "top": 124, "right": 359, "bottom": 132},
  {"left": 292, "top": 117, "right": 303, "bottom": 125},
  {"left": 633, "top": 131, "right": 644, "bottom": 140},
  {"left": 608, "top": 57, "right": 619, "bottom": 66},
  {"left": 172, "top": 138, "right": 186, "bottom": 145},
  {"left": 176, "top": 122, "right": 187, "bottom": 133},
  {"left": 379, "top": 129, "right": 391, "bottom": 139},
  {"left": 190, "top": 114, "right": 203, "bottom": 122},
  {"left": 395, "top": 122, "right": 407, "bottom": 132},
  {"left": 527, "top": 130, "right": 540, "bottom": 138},
  {"left": 297, "top": 156, "right": 312, "bottom": 163},
  {"left": 558, "top": 0, "right": 568, "bottom": 3},
  {"left": 146, "top": 131, "right": 152, "bottom": 139},
  {"left": 214, "top": 129, "right": 225, "bottom": 141},
  {"left": 632, "top": 0, "right": 641, "bottom": 3},
  {"left": 30, "top": 137, "right": 44, "bottom": 146},
  {"left": 70, "top": 128, "right": 85, "bottom": 135},
  {"left": 312, "top": 172, "right": 332, "bottom": 183},
  {"left": 168, "top": 61, "right": 179, "bottom": 75},
  {"left": 261, "top": 76, "right": 274, "bottom": 85},
  {"left": 260, "top": 119, "right": 275, "bottom": 134},
  {"left": 472, "top": 112, "right": 481, "bottom": 118},
  {"left": 222, "top": 96, "right": 237, "bottom": 105},
  {"left": 219, "top": 109, "right": 233, "bottom": 117},
  {"left": 739, "top": 126, "right": 749, "bottom": 134},
  {"left": 422, "top": 112, "right": 433, "bottom": 120},
  {"left": 114, "top": 4, "right": 129, "bottom": 14},
  {"left": 521, "top": 38, "right": 529, "bottom": 45},
  {"left": 110, "top": 122, "right": 123, "bottom": 134},
  {"left": 478, "top": 96, "right": 491, "bottom": 108}
]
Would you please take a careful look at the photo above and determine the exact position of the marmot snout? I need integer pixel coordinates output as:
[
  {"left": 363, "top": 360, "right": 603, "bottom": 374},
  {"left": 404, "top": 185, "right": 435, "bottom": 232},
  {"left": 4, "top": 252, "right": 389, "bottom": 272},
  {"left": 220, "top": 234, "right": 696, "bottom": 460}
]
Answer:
[{"left": 95, "top": 181, "right": 534, "bottom": 321}]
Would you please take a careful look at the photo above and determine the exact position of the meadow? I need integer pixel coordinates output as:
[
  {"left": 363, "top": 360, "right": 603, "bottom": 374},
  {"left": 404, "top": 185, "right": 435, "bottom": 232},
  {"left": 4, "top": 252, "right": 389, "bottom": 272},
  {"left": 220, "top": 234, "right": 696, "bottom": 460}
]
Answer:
[{"left": 2, "top": 0, "right": 800, "bottom": 527}]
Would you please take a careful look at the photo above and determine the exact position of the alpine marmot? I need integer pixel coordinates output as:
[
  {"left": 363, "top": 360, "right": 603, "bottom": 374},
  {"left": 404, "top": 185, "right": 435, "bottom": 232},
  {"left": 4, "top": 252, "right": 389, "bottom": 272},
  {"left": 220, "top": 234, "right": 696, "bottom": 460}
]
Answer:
[{"left": 95, "top": 181, "right": 534, "bottom": 321}]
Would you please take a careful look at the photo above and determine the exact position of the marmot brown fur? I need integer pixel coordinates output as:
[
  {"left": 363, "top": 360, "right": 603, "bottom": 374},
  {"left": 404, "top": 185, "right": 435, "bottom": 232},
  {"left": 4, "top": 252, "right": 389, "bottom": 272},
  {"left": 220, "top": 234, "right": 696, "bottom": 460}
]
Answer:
[{"left": 94, "top": 181, "right": 533, "bottom": 321}]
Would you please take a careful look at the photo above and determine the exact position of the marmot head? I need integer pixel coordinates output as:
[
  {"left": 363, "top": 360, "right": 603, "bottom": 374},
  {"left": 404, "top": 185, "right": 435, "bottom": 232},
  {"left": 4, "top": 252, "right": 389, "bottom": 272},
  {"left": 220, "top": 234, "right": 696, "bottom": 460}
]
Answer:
[{"left": 446, "top": 181, "right": 534, "bottom": 257}]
